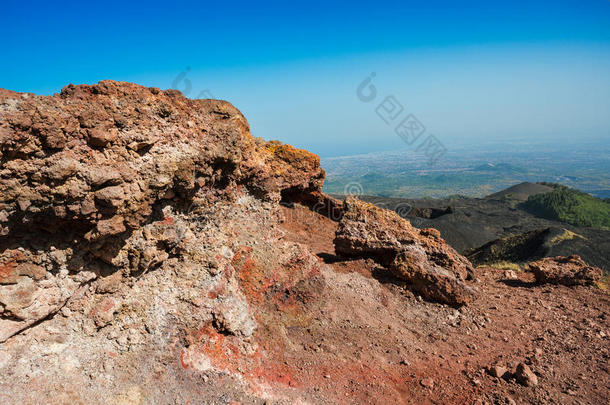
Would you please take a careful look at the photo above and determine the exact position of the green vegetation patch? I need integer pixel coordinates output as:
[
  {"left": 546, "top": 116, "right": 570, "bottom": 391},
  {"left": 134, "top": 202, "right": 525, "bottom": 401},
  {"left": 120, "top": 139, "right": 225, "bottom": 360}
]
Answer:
[{"left": 521, "top": 183, "right": 610, "bottom": 229}]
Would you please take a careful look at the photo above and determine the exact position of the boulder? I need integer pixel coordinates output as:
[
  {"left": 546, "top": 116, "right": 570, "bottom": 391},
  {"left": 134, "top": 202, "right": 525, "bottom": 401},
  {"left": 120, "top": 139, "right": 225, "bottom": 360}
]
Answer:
[
  {"left": 334, "top": 196, "right": 477, "bottom": 305},
  {"left": 529, "top": 255, "right": 602, "bottom": 286},
  {"left": 390, "top": 246, "right": 477, "bottom": 306}
]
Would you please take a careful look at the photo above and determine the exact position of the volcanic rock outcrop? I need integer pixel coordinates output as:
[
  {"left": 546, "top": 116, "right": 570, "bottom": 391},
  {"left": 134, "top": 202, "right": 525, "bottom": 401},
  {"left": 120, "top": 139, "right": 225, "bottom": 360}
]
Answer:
[
  {"left": 334, "top": 196, "right": 477, "bottom": 305},
  {"left": 529, "top": 254, "right": 603, "bottom": 286},
  {"left": 0, "top": 81, "right": 327, "bottom": 343},
  {"left": 0, "top": 81, "right": 324, "bottom": 240}
]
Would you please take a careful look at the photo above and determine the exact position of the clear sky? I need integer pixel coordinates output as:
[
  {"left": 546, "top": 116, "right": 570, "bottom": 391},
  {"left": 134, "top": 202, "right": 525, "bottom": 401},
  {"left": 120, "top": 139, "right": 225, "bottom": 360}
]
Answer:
[{"left": 3, "top": 0, "right": 610, "bottom": 157}]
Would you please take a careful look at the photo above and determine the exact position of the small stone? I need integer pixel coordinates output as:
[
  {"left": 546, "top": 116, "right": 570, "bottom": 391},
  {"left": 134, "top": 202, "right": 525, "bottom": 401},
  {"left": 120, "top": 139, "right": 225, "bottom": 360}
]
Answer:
[
  {"left": 95, "top": 185, "right": 125, "bottom": 208},
  {"left": 504, "top": 270, "right": 517, "bottom": 280},
  {"left": 116, "top": 334, "right": 129, "bottom": 346},
  {"left": 88, "top": 297, "right": 118, "bottom": 327},
  {"left": 488, "top": 365, "right": 507, "bottom": 378},
  {"left": 515, "top": 362, "right": 538, "bottom": 387},
  {"left": 17, "top": 199, "right": 31, "bottom": 212},
  {"left": 161, "top": 189, "right": 175, "bottom": 199},
  {"left": 420, "top": 378, "right": 434, "bottom": 388},
  {"left": 96, "top": 271, "right": 123, "bottom": 294},
  {"left": 207, "top": 257, "right": 220, "bottom": 276}
]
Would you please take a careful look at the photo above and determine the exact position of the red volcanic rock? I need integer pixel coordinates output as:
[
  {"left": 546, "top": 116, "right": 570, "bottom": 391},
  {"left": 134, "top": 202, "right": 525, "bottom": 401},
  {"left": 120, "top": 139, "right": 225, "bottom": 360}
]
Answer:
[
  {"left": 529, "top": 255, "right": 603, "bottom": 286},
  {"left": 515, "top": 362, "right": 538, "bottom": 387},
  {"left": 391, "top": 246, "right": 477, "bottom": 306},
  {"left": 88, "top": 297, "right": 119, "bottom": 327},
  {"left": 0, "top": 81, "right": 325, "bottom": 343},
  {"left": 0, "top": 81, "right": 324, "bottom": 244},
  {"left": 87, "top": 127, "right": 118, "bottom": 147},
  {"left": 334, "top": 196, "right": 476, "bottom": 305}
]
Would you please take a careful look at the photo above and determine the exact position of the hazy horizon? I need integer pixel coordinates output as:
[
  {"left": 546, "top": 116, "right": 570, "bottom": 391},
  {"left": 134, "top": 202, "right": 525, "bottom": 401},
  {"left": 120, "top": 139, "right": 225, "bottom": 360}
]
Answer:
[{"left": 3, "top": 1, "right": 609, "bottom": 158}]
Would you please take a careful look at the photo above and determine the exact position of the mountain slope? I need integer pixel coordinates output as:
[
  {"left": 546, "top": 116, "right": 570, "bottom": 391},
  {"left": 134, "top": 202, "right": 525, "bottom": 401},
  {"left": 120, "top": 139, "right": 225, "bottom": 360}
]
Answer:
[
  {"left": 359, "top": 188, "right": 610, "bottom": 272},
  {"left": 486, "top": 181, "right": 553, "bottom": 202},
  {"left": 0, "top": 82, "right": 607, "bottom": 404}
]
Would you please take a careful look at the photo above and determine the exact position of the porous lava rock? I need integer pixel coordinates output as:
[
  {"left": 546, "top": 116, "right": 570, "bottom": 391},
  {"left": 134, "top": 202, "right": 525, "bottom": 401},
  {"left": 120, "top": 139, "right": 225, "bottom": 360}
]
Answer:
[
  {"left": 334, "top": 196, "right": 477, "bottom": 305},
  {"left": 0, "top": 81, "right": 324, "bottom": 243},
  {"left": 529, "top": 254, "right": 603, "bottom": 286},
  {"left": 0, "top": 81, "right": 326, "bottom": 343}
]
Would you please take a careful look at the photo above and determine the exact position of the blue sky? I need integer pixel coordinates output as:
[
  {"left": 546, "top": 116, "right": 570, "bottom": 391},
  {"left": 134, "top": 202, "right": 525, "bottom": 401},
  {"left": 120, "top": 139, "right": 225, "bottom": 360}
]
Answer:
[{"left": 3, "top": 0, "right": 610, "bottom": 156}]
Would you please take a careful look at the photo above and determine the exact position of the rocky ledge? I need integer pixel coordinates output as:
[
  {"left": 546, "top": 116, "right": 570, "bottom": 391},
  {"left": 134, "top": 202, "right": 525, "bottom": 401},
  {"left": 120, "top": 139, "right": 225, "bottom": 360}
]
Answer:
[{"left": 0, "top": 81, "right": 326, "bottom": 343}]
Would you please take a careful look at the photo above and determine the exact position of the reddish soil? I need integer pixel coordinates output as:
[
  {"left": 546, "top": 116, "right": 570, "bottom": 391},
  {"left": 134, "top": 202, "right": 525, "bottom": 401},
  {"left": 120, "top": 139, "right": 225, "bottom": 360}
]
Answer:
[{"left": 261, "top": 204, "right": 610, "bottom": 404}]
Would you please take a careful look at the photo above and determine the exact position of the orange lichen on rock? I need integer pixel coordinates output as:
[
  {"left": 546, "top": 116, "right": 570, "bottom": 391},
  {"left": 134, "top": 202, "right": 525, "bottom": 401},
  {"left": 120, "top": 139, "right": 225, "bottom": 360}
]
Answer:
[{"left": 264, "top": 141, "right": 321, "bottom": 173}]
